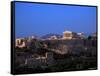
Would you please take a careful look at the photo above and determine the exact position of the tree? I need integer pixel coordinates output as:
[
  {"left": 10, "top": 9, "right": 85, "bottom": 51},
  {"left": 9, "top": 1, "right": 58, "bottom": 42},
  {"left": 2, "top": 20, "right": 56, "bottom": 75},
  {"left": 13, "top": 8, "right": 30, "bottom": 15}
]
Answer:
[{"left": 88, "top": 35, "right": 92, "bottom": 40}]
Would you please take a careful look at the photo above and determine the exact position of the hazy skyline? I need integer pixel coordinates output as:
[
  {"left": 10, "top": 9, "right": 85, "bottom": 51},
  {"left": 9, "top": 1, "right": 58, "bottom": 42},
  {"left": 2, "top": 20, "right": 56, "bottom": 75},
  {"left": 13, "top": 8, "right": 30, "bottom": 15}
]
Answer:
[{"left": 15, "top": 2, "right": 97, "bottom": 38}]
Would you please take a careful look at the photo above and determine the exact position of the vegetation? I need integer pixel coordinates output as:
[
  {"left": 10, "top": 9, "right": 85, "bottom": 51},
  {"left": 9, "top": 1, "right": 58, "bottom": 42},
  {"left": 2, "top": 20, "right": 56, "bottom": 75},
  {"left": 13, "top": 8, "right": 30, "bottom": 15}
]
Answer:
[{"left": 14, "top": 39, "right": 97, "bottom": 74}]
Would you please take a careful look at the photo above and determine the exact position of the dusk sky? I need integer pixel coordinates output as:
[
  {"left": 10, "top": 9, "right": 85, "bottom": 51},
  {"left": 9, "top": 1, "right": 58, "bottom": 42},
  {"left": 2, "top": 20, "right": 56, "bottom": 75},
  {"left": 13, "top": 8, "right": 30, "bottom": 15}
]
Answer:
[{"left": 15, "top": 2, "right": 97, "bottom": 38}]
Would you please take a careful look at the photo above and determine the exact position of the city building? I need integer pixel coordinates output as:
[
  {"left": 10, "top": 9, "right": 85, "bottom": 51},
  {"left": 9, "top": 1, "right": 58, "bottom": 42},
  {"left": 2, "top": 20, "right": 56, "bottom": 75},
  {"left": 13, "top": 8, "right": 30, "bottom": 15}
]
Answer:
[
  {"left": 91, "top": 32, "right": 97, "bottom": 40},
  {"left": 49, "top": 35, "right": 57, "bottom": 40},
  {"left": 77, "top": 32, "right": 85, "bottom": 39},
  {"left": 15, "top": 38, "right": 26, "bottom": 48},
  {"left": 24, "top": 52, "right": 54, "bottom": 68}
]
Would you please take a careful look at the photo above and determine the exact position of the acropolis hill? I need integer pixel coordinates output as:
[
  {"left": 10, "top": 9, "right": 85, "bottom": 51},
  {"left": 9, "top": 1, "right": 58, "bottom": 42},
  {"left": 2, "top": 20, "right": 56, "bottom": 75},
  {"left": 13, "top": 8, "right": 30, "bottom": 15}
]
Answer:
[{"left": 14, "top": 31, "right": 97, "bottom": 73}]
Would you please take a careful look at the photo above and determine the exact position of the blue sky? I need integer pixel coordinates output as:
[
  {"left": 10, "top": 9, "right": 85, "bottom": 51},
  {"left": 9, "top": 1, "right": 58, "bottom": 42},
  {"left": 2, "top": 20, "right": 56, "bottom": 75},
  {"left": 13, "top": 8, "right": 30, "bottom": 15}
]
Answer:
[{"left": 15, "top": 2, "right": 97, "bottom": 38}]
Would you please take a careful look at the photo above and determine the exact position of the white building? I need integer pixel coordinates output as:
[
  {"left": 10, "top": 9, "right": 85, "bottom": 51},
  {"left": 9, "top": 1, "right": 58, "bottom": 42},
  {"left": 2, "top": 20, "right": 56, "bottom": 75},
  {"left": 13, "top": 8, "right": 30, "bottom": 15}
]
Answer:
[
  {"left": 50, "top": 35, "right": 57, "bottom": 40},
  {"left": 15, "top": 38, "right": 26, "bottom": 48},
  {"left": 62, "top": 31, "right": 79, "bottom": 39},
  {"left": 77, "top": 32, "right": 85, "bottom": 39}
]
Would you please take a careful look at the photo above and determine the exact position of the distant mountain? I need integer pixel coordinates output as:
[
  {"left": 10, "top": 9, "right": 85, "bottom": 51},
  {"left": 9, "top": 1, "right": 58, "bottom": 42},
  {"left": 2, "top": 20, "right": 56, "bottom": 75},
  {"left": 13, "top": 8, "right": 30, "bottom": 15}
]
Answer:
[
  {"left": 40, "top": 33, "right": 62, "bottom": 39},
  {"left": 25, "top": 35, "right": 40, "bottom": 40}
]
